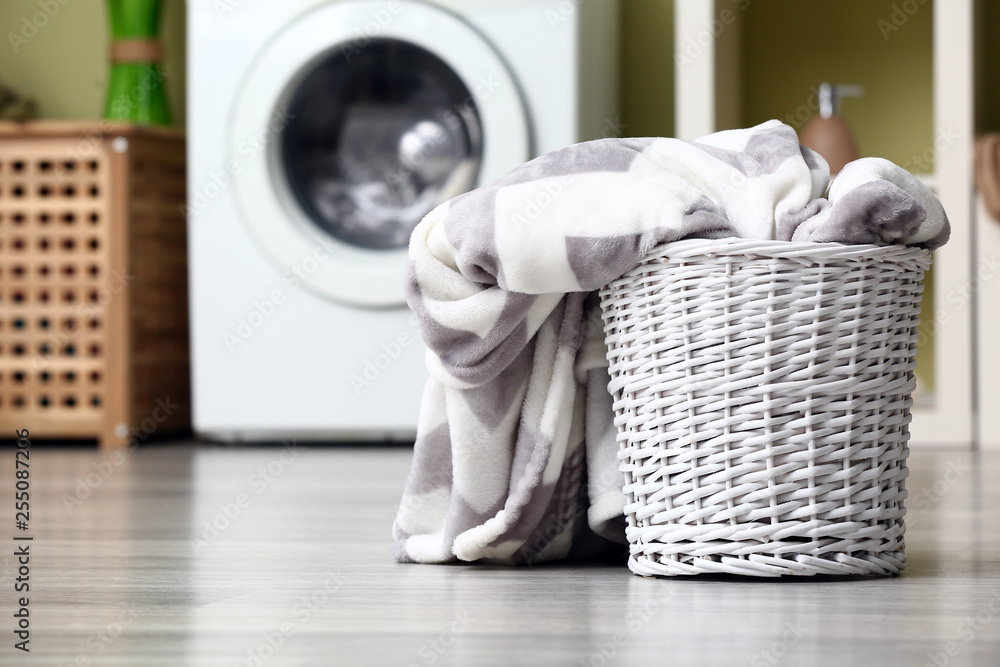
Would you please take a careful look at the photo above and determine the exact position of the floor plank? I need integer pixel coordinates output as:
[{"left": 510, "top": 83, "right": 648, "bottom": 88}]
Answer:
[{"left": 1, "top": 442, "right": 998, "bottom": 666}]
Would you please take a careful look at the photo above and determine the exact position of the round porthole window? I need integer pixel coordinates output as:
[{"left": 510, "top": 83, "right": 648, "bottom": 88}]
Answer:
[
  {"left": 281, "top": 39, "right": 483, "bottom": 251},
  {"left": 229, "top": 0, "right": 530, "bottom": 307}
]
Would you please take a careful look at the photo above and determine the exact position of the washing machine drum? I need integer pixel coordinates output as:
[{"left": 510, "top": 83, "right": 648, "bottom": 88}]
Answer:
[
  {"left": 231, "top": 1, "right": 530, "bottom": 308},
  {"left": 283, "top": 39, "right": 482, "bottom": 251}
]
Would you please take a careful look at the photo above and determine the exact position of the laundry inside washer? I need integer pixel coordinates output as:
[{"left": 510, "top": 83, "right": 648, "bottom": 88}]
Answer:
[{"left": 281, "top": 39, "right": 483, "bottom": 250}]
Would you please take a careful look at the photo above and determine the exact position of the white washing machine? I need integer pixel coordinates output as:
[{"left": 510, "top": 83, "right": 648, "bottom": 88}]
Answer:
[{"left": 187, "top": 0, "right": 619, "bottom": 441}]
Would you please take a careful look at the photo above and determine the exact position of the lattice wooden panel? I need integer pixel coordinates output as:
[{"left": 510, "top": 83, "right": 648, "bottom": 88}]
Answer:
[{"left": 0, "top": 123, "right": 188, "bottom": 447}]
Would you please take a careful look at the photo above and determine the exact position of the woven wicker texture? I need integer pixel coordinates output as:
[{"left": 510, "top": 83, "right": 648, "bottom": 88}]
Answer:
[{"left": 600, "top": 238, "right": 931, "bottom": 577}]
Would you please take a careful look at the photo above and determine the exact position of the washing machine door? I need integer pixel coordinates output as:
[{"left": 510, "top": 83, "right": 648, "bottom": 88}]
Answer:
[{"left": 229, "top": 0, "right": 530, "bottom": 308}]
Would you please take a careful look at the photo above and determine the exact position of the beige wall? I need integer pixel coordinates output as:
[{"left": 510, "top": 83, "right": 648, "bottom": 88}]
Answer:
[{"left": 0, "top": 0, "right": 186, "bottom": 124}]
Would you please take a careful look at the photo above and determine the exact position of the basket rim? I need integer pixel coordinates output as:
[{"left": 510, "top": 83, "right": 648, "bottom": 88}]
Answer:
[{"left": 639, "top": 237, "right": 932, "bottom": 266}]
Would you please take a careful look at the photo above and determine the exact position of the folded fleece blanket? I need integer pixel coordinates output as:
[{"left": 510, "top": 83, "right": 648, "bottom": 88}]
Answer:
[{"left": 391, "top": 119, "right": 949, "bottom": 565}]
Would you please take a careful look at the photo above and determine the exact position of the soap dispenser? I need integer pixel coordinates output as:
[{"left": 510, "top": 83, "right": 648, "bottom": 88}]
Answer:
[{"left": 800, "top": 82, "right": 863, "bottom": 175}]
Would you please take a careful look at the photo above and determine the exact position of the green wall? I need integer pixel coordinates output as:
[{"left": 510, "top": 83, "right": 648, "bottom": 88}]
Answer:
[
  {"left": 977, "top": 0, "right": 1000, "bottom": 132},
  {"left": 621, "top": 0, "right": 935, "bottom": 170},
  {"left": 742, "top": 0, "right": 934, "bottom": 170},
  {"left": 739, "top": 0, "right": 936, "bottom": 390},
  {"left": 0, "top": 0, "right": 186, "bottom": 124},
  {"left": 621, "top": 0, "right": 675, "bottom": 138}
]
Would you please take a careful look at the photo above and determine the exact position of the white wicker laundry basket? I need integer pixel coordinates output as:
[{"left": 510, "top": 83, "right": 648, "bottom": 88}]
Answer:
[{"left": 600, "top": 238, "right": 931, "bottom": 577}]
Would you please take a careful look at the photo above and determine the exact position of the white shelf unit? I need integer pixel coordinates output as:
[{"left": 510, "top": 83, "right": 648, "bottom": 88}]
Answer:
[{"left": 675, "top": 0, "right": 976, "bottom": 449}]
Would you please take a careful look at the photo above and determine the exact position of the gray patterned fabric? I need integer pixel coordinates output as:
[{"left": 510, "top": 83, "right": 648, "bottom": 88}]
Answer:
[{"left": 391, "top": 120, "right": 949, "bottom": 565}]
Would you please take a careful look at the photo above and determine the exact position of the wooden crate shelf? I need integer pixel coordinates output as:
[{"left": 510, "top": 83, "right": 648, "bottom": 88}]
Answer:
[{"left": 0, "top": 121, "right": 189, "bottom": 447}]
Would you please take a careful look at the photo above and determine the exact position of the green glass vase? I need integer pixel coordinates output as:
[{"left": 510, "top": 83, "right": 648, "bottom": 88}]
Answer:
[{"left": 103, "top": 0, "right": 171, "bottom": 125}]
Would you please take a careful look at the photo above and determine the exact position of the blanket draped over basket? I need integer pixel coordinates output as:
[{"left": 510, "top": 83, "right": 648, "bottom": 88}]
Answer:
[{"left": 391, "top": 120, "right": 949, "bottom": 565}]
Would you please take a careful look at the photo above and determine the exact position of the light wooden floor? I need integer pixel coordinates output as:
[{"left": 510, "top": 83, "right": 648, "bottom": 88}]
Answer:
[{"left": 2, "top": 442, "right": 999, "bottom": 666}]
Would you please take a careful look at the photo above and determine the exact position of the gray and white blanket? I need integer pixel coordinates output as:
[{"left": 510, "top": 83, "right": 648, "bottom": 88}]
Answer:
[{"left": 391, "top": 120, "right": 949, "bottom": 565}]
